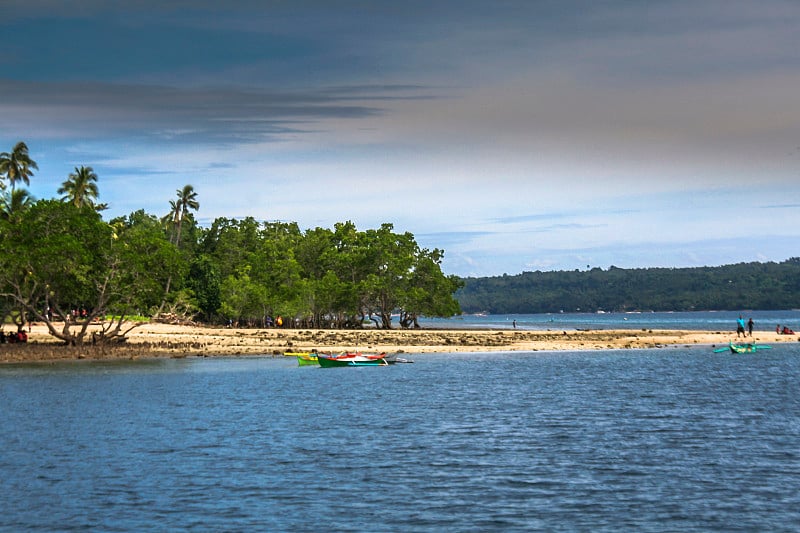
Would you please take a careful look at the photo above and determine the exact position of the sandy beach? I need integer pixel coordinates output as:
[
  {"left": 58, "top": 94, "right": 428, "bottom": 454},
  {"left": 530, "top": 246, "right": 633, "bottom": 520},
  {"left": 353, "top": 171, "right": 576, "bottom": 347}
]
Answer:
[{"left": 1, "top": 321, "right": 798, "bottom": 363}]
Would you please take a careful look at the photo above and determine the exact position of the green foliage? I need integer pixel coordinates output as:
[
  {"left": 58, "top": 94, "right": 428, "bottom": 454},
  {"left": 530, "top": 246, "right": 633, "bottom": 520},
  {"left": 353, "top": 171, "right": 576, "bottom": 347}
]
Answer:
[
  {"left": 199, "top": 219, "right": 461, "bottom": 328},
  {"left": 0, "top": 201, "right": 183, "bottom": 344},
  {"left": 400, "top": 249, "right": 463, "bottom": 327},
  {"left": 186, "top": 255, "right": 220, "bottom": 321},
  {"left": 162, "top": 184, "right": 199, "bottom": 246},
  {"left": 456, "top": 261, "right": 800, "bottom": 313},
  {"left": 7, "top": 200, "right": 108, "bottom": 307},
  {"left": 1, "top": 188, "right": 35, "bottom": 222},
  {"left": 58, "top": 166, "right": 102, "bottom": 210},
  {"left": 0, "top": 142, "right": 461, "bottom": 335},
  {"left": 0, "top": 141, "right": 38, "bottom": 192},
  {"left": 109, "top": 210, "right": 185, "bottom": 314}
]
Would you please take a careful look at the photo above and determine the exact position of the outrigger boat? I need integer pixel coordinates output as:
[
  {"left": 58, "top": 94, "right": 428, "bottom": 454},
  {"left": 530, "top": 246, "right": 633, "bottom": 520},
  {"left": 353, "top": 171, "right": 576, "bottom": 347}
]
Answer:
[
  {"left": 316, "top": 352, "right": 388, "bottom": 367},
  {"left": 295, "top": 353, "right": 319, "bottom": 366},
  {"left": 714, "top": 341, "right": 772, "bottom": 354}
]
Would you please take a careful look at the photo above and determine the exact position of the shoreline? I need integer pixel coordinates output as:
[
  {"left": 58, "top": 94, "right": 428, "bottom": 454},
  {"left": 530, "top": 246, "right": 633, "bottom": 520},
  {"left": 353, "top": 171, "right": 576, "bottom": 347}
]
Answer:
[{"left": 1, "top": 322, "right": 798, "bottom": 364}]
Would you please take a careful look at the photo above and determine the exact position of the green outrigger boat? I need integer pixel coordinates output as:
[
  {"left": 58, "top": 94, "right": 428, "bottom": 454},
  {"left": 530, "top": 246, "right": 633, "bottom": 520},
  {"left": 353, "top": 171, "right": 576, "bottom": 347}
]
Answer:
[
  {"left": 316, "top": 353, "right": 388, "bottom": 367},
  {"left": 714, "top": 341, "right": 772, "bottom": 354}
]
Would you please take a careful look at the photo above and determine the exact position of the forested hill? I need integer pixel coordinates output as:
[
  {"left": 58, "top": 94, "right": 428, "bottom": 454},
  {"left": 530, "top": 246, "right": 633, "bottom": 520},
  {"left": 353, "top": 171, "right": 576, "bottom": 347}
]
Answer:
[{"left": 455, "top": 259, "right": 800, "bottom": 314}]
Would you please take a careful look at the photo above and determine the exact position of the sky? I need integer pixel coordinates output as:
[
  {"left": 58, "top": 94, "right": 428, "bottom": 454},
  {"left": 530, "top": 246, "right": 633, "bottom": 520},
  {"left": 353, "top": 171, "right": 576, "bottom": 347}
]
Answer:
[{"left": 2, "top": 1, "right": 800, "bottom": 278}]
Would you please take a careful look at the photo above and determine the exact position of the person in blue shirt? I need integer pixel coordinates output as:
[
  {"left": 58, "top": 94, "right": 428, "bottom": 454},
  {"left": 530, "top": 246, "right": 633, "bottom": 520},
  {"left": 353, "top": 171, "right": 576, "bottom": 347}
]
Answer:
[{"left": 736, "top": 315, "right": 746, "bottom": 337}]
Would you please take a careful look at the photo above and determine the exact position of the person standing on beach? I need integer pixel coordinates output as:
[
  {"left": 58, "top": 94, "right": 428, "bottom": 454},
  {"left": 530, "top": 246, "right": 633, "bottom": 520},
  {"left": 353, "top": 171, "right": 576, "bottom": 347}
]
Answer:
[
  {"left": 747, "top": 317, "right": 754, "bottom": 337},
  {"left": 736, "top": 315, "right": 746, "bottom": 337}
]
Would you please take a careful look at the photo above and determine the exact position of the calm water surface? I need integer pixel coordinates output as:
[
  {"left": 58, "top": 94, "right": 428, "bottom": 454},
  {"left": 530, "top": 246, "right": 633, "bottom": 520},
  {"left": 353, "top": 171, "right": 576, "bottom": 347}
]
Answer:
[
  {"left": 2, "top": 347, "right": 800, "bottom": 531},
  {"left": 422, "top": 309, "right": 800, "bottom": 332}
]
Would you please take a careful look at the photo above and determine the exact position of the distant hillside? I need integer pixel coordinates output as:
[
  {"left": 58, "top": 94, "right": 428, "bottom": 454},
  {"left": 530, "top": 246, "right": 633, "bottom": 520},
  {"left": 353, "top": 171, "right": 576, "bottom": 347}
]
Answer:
[{"left": 456, "top": 259, "right": 800, "bottom": 314}]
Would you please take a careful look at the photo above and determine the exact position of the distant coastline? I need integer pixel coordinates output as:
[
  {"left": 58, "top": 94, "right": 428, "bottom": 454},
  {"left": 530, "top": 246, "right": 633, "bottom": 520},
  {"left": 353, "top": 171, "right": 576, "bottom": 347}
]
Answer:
[{"left": 456, "top": 260, "right": 800, "bottom": 314}]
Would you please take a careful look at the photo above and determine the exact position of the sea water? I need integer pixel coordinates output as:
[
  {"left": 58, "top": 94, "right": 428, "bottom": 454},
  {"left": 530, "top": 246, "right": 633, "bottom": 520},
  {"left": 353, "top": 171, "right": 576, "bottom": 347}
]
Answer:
[
  {"left": 2, "top": 346, "right": 799, "bottom": 531},
  {"left": 421, "top": 309, "right": 800, "bottom": 332}
]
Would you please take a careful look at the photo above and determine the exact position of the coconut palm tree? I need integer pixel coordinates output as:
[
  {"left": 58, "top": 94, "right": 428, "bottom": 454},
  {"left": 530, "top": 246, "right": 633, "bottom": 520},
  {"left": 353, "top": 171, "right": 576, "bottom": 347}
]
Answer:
[
  {"left": 158, "top": 185, "right": 199, "bottom": 314},
  {"left": 58, "top": 166, "right": 100, "bottom": 209},
  {"left": 0, "top": 141, "right": 38, "bottom": 192},
  {"left": 0, "top": 188, "right": 34, "bottom": 222},
  {"left": 173, "top": 184, "right": 199, "bottom": 247}
]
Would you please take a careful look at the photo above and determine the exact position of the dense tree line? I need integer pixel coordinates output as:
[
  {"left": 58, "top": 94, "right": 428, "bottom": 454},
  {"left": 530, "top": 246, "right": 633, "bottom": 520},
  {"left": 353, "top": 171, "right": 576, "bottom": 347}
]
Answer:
[
  {"left": 0, "top": 142, "right": 462, "bottom": 345},
  {"left": 457, "top": 261, "right": 800, "bottom": 314}
]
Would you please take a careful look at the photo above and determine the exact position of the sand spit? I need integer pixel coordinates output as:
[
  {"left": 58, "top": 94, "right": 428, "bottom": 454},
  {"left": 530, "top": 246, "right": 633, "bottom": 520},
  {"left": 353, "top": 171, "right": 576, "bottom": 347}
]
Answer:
[{"left": 1, "top": 322, "right": 797, "bottom": 363}]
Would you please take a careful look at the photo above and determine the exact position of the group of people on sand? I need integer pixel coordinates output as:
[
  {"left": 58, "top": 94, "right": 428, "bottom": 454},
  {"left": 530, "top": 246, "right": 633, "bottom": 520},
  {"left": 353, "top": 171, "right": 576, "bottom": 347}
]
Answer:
[
  {"left": 737, "top": 315, "right": 797, "bottom": 336},
  {"left": 0, "top": 330, "right": 28, "bottom": 344}
]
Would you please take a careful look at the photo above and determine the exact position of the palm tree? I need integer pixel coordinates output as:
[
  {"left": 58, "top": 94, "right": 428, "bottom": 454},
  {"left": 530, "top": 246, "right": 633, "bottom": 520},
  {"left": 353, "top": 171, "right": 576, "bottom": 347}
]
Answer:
[
  {"left": 158, "top": 185, "right": 199, "bottom": 314},
  {"left": 58, "top": 166, "right": 100, "bottom": 209},
  {"left": 173, "top": 184, "right": 199, "bottom": 247},
  {"left": 0, "top": 188, "right": 34, "bottom": 222},
  {"left": 0, "top": 141, "right": 38, "bottom": 192}
]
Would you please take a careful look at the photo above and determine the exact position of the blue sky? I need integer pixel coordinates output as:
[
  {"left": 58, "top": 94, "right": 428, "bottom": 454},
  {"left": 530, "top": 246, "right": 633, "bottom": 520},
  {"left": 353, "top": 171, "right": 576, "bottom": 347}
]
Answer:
[{"left": 2, "top": 1, "right": 800, "bottom": 277}]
